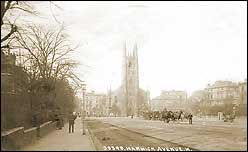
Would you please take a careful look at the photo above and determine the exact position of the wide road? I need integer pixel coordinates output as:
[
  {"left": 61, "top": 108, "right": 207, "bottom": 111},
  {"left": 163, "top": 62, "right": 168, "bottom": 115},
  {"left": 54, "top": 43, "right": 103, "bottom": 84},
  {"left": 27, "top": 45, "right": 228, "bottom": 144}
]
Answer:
[{"left": 86, "top": 116, "right": 247, "bottom": 151}]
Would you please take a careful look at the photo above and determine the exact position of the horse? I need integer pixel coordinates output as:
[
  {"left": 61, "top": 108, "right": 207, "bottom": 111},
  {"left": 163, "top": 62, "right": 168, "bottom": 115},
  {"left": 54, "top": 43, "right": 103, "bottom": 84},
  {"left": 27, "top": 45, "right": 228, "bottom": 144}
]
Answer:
[
  {"left": 161, "top": 111, "right": 174, "bottom": 123},
  {"left": 181, "top": 111, "right": 190, "bottom": 121},
  {"left": 152, "top": 111, "right": 160, "bottom": 120},
  {"left": 161, "top": 110, "right": 168, "bottom": 123},
  {"left": 161, "top": 110, "right": 184, "bottom": 123}
]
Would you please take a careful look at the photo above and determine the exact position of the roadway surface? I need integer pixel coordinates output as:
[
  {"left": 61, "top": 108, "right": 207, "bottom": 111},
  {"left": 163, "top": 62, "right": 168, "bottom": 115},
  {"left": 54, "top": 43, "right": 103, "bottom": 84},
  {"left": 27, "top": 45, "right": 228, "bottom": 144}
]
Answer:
[{"left": 86, "top": 116, "right": 247, "bottom": 151}]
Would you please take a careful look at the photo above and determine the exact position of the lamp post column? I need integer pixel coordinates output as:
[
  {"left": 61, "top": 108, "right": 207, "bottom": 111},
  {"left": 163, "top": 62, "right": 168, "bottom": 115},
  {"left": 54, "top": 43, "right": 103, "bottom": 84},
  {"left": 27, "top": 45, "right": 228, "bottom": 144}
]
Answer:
[{"left": 82, "top": 85, "right": 86, "bottom": 135}]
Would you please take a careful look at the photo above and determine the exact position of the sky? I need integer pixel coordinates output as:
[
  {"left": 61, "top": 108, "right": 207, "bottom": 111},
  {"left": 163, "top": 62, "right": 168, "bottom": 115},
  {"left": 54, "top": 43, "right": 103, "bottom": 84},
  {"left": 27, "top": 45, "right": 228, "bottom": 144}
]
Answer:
[{"left": 18, "top": 1, "right": 247, "bottom": 98}]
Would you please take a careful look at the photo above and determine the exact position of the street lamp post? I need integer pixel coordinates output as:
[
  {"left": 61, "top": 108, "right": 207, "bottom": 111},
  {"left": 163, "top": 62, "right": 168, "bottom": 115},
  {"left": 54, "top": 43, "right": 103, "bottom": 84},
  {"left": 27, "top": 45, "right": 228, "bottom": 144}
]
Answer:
[{"left": 82, "top": 84, "right": 86, "bottom": 135}]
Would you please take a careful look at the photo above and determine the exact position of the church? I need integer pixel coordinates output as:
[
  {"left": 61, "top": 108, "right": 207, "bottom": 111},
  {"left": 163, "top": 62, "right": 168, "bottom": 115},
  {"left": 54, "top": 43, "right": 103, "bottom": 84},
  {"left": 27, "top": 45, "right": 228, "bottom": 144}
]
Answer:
[{"left": 109, "top": 42, "right": 150, "bottom": 117}]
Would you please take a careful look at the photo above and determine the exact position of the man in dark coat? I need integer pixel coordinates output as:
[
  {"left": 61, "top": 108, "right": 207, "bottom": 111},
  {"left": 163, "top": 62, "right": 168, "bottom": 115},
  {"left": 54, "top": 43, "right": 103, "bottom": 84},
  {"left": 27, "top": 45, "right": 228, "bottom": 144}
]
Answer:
[
  {"left": 189, "top": 113, "right": 193, "bottom": 124},
  {"left": 68, "top": 112, "right": 77, "bottom": 133}
]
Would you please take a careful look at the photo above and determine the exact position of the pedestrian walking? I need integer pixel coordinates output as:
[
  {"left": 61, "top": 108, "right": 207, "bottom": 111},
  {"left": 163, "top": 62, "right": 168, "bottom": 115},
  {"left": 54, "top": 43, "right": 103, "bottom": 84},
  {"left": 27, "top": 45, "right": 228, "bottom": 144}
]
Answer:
[
  {"left": 33, "top": 111, "right": 41, "bottom": 137},
  {"left": 68, "top": 111, "right": 77, "bottom": 133},
  {"left": 189, "top": 113, "right": 193, "bottom": 124},
  {"left": 58, "top": 112, "right": 64, "bottom": 129},
  {"left": 54, "top": 108, "right": 63, "bottom": 129}
]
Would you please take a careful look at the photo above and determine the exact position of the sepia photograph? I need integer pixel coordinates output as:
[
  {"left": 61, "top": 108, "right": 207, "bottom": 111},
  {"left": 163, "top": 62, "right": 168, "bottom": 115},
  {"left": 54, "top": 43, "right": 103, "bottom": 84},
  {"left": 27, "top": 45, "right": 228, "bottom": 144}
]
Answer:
[{"left": 1, "top": 1, "right": 247, "bottom": 151}]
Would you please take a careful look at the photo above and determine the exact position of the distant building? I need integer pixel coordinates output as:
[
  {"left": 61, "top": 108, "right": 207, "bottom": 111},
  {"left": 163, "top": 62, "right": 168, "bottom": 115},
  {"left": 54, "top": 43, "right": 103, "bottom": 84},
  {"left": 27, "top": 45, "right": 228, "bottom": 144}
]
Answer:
[
  {"left": 151, "top": 90, "right": 187, "bottom": 111},
  {"left": 238, "top": 79, "right": 247, "bottom": 105},
  {"left": 1, "top": 49, "right": 29, "bottom": 131},
  {"left": 111, "top": 42, "right": 150, "bottom": 117},
  {"left": 1, "top": 49, "right": 16, "bottom": 65},
  {"left": 1, "top": 49, "right": 28, "bottom": 94},
  {"left": 188, "top": 90, "right": 208, "bottom": 103},
  {"left": 205, "top": 80, "right": 240, "bottom": 105},
  {"left": 85, "top": 91, "right": 108, "bottom": 117}
]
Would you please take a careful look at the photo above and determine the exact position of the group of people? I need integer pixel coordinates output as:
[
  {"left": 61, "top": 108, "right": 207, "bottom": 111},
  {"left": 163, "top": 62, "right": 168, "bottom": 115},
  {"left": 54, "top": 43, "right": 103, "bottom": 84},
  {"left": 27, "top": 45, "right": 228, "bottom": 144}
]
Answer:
[
  {"left": 32, "top": 107, "right": 83, "bottom": 135},
  {"left": 142, "top": 109, "right": 193, "bottom": 124},
  {"left": 52, "top": 109, "right": 79, "bottom": 133}
]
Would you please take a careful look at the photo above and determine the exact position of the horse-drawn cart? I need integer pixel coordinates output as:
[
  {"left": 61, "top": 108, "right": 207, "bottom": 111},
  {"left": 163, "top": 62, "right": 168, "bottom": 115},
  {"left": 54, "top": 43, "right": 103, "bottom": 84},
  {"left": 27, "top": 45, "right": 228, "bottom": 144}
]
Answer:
[{"left": 222, "top": 113, "right": 235, "bottom": 122}]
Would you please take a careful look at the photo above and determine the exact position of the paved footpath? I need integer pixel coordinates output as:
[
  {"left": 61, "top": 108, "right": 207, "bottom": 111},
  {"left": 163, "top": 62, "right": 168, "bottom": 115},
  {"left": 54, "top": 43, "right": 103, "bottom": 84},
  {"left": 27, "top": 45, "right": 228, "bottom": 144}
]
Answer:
[{"left": 20, "top": 118, "right": 95, "bottom": 151}]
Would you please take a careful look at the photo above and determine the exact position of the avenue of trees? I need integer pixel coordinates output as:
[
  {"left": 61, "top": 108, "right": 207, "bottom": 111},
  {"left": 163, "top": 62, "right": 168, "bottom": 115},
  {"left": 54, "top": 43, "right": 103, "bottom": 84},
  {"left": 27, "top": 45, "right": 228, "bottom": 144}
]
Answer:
[{"left": 1, "top": 1, "right": 83, "bottom": 130}]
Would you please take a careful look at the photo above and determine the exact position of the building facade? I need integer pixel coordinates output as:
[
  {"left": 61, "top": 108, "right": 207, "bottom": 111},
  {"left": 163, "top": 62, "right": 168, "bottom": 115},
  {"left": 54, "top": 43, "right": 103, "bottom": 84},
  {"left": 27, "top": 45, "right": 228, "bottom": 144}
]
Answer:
[
  {"left": 112, "top": 42, "right": 150, "bottom": 117},
  {"left": 84, "top": 91, "right": 108, "bottom": 117},
  {"left": 238, "top": 79, "right": 247, "bottom": 105},
  {"left": 151, "top": 90, "right": 187, "bottom": 111},
  {"left": 122, "top": 42, "right": 139, "bottom": 116},
  {"left": 205, "top": 81, "right": 240, "bottom": 105},
  {"left": 1, "top": 49, "right": 29, "bottom": 94},
  {"left": 1, "top": 49, "right": 30, "bottom": 131}
]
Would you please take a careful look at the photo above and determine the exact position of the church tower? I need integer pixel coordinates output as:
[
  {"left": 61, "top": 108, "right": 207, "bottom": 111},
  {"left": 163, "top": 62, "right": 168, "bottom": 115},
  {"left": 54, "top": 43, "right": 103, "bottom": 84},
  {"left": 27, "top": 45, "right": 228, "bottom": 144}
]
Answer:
[{"left": 122, "top": 42, "right": 139, "bottom": 116}]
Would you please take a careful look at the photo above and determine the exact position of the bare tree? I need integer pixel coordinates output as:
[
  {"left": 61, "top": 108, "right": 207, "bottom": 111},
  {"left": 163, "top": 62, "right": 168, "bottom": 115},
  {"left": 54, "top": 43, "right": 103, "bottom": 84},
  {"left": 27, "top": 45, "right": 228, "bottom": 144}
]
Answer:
[
  {"left": 1, "top": 1, "right": 82, "bottom": 127},
  {"left": 1, "top": 1, "right": 37, "bottom": 49},
  {"left": 1, "top": 1, "right": 63, "bottom": 49},
  {"left": 13, "top": 25, "right": 82, "bottom": 120},
  {"left": 14, "top": 24, "right": 78, "bottom": 83}
]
